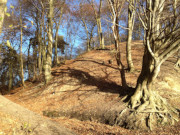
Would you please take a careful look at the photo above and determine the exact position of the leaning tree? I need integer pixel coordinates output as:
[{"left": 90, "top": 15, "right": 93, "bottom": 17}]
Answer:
[{"left": 110, "top": 0, "right": 180, "bottom": 130}]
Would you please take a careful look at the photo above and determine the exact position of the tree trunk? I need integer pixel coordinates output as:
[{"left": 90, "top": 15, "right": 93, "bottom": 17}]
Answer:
[
  {"left": 115, "top": 47, "right": 179, "bottom": 130},
  {"left": 130, "top": 49, "right": 160, "bottom": 109},
  {"left": 45, "top": 0, "right": 53, "bottom": 84},
  {"left": 0, "top": 0, "right": 7, "bottom": 35},
  {"left": 39, "top": 17, "right": 44, "bottom": 73},
  {"left": 41, "top": 9, "right": 47, "bottom": 72},
  {"left": 113, "top": 16, "right": 127, "bottom": 88},
  {"left": 81, "top": 16, "right": 90, "bottom": 52},
  {"left": 27, "top": 43, "right": 31, "bottom": 79},
  {"left": 38, "top": 34, "right": 42, "bottom": 75},
  {"left": 19, "top": 2, "right": 25, "bottom": 86},
  {"left": 89, "top": 23, "right": 96, "bottom": 51},
  {"left": 126, "top": 0, "right": 135, "bottom": 72},
  {"left": 8, "top": 62, "right": 13, "bottom": 91},
  {"left": 32, "top": 45, "right": 37, "bottom": 81},
  {"left": 97, "top": 18, "right": 104, "bottom": 49},
  {"left": 37, "top": 30, "right": 42, "bottom": 75},
  {"left": 54, "top": 6, "right": 63, "bottom": 66},
  {"left": 114, "top": 0, "right": 179, "bottom": 130},
  {"left": 90, "top": 0, "right": 104, "bottom": 49},
  {"left": 87, "top": 38, "right": 90, "bottom": 52},
  {"left": 42, "top": 42, "right": 46, "bottom": 72}
]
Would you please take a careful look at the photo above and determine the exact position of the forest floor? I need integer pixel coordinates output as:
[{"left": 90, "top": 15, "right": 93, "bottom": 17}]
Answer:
[{"left": 1, "top": 41, "right": 180, "bottom": 135}]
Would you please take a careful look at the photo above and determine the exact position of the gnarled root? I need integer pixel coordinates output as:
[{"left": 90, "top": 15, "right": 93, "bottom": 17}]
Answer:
[
  {"left": 114, "top": 91, "right": 179, "bottom": 130},
  {"left": 174, "top": 58, "right": 180, "bottom": 68}
]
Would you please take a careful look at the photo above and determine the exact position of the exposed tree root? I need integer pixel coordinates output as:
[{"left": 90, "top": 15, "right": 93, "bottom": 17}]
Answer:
[
  {"left": 114, "top": 91, "right": 179, "bottom": 130},
  {"left": 174, "top": 58, "right": 180, "bottom": 68}
]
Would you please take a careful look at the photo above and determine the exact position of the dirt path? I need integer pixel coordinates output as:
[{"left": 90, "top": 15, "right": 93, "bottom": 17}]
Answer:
[{"left": 0, "top": 96, "right": 77, "bottom": 135}]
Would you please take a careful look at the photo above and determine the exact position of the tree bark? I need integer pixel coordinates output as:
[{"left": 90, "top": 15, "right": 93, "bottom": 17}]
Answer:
[
  {"left": 90, "top": 0, "right": 104, "bottom": 49},
  {"left": 41, "top": 8, "right": 47, "bottom": 72},
  {"left": 45, "top": 0, "right": 54, "bottom": 84},
  {"left": 115, "top": 0, "right": 180, "bottom": 130},
  {"left": 0, "top": 0, "right": 7, "bottom": 35},
  {"left": 126, "top": 0, "right": 135, "bottom": 72},
  {"left": 108, "top": 0, "right": 127, "bottom": 88},
  {"left": 32, "top": 44, "right": 37, "bottom": 81},
  {"left": 54, "top": 5, "right": 64, "bottom": 66},
  {"left": 130, "top": 48, "right": 160, "bottom": 109},
  {"left": 115, "top": 44, "right": 179, "bottom": 130},
  {"left": 8, "top": 62, "right": 13, "bottom": 91},
  {"left": 37, "top": 32, "right": 42, "bottom": 75},
  {"left": 19, "top": 1, "right": 25, "bottom": 86},
  {"left": 97, "top": 18, "right": 104, "bottom": 49},
  {"left": 113, "top": 15, "right": 127, "bottom": 88},
  {"left": 81, "top": 15, "right": 90, "bottom": 51},
  {"left": 27, "top": 43, "right": 31, "bottom": 79}
]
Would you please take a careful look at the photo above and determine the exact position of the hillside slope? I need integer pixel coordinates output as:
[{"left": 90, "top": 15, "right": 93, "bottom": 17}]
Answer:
[{"left": 3, "top": 41, "right": 180, "bottom": 135}]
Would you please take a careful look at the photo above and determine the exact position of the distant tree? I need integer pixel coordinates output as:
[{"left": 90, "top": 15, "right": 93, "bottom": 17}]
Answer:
[
  {"left": 0, "top": 43, "right": 19, "bottom": 91},
  {"left": 87, "top": 0, "right": 105, "bottom": 49},
  {"left": 53, "top": 35, "right": 68, "bottom": 64},
  {"left": 79, "top": 2, "right": 96, "bottom": 51},
  {"left": 53, "top": 0, "right": 65, "bottom": 66},
  {"left": 132, "top": 18, "right": 143, "bottom": 40}
]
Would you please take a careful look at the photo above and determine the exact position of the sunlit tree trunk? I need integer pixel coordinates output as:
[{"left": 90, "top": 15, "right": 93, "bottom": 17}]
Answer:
[
  {"left": 41, "top": 8, "right": 47, "bottom": 72},
  {"left": 108, "top": 0, "right": 127, "bottom": 88},
  {"left": 0, "top": 0, "right": 7, "bottom": 34},
  {"left": 36, "top": 11, "right": 42, "bottom": 75},
  {"left": 89, "top": 23, "right": 96, "bottom": 50},
  {"left": 115, "top": 0, "right": 180, "bottom": 130},
  {"left": 54, "top": 5, "right": 64, "bottom": 66},
  {"left": 45, "top": 0, "right": 54, "bottom": 84},
  {"left": 81, "top": 16, "right": 90, "bottom": 51},
  {"left": 89, "top": 0, "right": 104, "bottom": 49},
  {"left": 97, "top": 17, "right": 104, "bottom": 49},
  {"left": 126, "top": 0, "right": 135, "bottom": 72},
  {"left": 8, "top": 62, "right": 13, "bottom": 91},
  {"left": 32, "top": 44, "right": 37, "bottom": 81},
  {"left": 130, "top": 48, "right": 161, "bottom": 109},
  {"left": 37, "top": 31, "right": 42, "bottom": 74},
  {"left": 34, "top": 10, "right": 43, "bottom": 75},
  {"left": 19, "top": 1, "right": 25, "bottom": 86},
  {"left": 27, "top": 43, "right": 31, "bottom": 78}
]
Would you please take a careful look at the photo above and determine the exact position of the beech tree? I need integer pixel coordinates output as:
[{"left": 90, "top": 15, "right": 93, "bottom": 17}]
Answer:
[
  {"left": 19, "top": 0, "right": 25, "bottom": 86},
  {"left": 114, "top": 0, "right": 180, "bottom": 130},
  {"left": 126, "top": 0, "right": 135, "bottom": 72},
  {"left": 87, "top": 0, "right": 105, "bottom": 49},
  {"left": 107, "top": 0, "right": 127, "bottom": 88},
  {"left": 78, "top": 2, "right": 96, "bottom": 51},
  {"left": 53, "top": 0, "right": 65, "bottom": 66},
  {"left": 0, "top": 0, "right": 7, "bottom": 34},
  {"left": 44, "top": 0, "right": 54, "bottom": 84}
]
